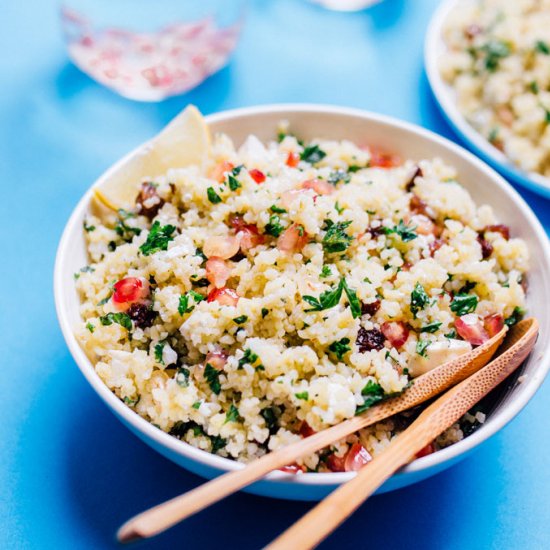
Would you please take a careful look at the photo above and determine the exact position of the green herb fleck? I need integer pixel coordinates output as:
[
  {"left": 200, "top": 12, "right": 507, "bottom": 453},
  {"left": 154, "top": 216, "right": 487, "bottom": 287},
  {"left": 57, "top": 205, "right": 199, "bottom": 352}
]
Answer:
[
  {"left": 227, "top": 174, "right": 241, "bottom": 191},
  {"left": 206, "top": 187, "right": 222, "bottom": 204},
  {"left": 204, "top": 363, "right": 221, "bottom": 394},
  {"left": 482, "top": 40, "right": 510, "bottom": 71},
  {"left": 355, "top": 380, "right": 385, "bottom": 414},
  {"left": 270, "top": 204, "right": 287, "bottom": 214},
  {"left": 328, "top": 170, "right": 351, "bottom": 185},
  {"left": 383, "top": 220, "right": 418, "bottom": 242},
  {"left": 420, "top": 321, "right": 442, "bottom": 333},
  {"left": 139, "top": 221, "right": 176, "bottom": 256},
  {"left": 535, "top": 40, "right": 550, "bottom": 55},
  {"left": 86, "top": 322, "right": 95, "bottom": 333},
  {"left": 210, "top": 435, "right": 227, "bottom": 454},
  {"left": 450, "top": 294, "right": 478, "bottom": 316},
  {"left": 416, "top": 339, "right": 430, "bottom": 357},
  {"left": 300, "top": 144, "right": 326, "bottom": 164},
  {"left": 233, "top": 315, "right": 248, "bottom": 325},
  {"left": 99, "top": 312, "right": 132, "bottom": 331},
  {"left": 410, "top": 282, "right": 430, "bottom": 318},
  {"left": 505, "top": 306, "right": 525, "bottom": 327},
  {"left": 176, "top": 367, "right": 190, "bottom": 387},
  {"left": 265, "top": 214, "right": 285, "bottom": 237},
  {"left": 261, "top": 308, "right": 269, "bottom": 318},
  {"left": 530, "top": 81, "right": 539, "bottom": 94},
  {"left": 238, "top": 348, "right": 259, "bottom": 369},
  {"left": 224, "top": 404, "right": 241, "bottom": 424},
  {"left": 192, "top": 401, "right": 201, "bottom": 410},
  {"left": 154, "top": 342, "right": 165, "bottom": 364},
  {"left": 335, "top": 201, "right": 344, "bottom": 214},
  {"left": 178, "top": 290, "right": 205, "bottom": 315},
  {"left": 328, "top": 337, "right": 351, "bottom": 360},
  {"left": 320, "top": 265, "right": 332, "bottom": 279},
  {"left": 83, "top": 222, "right": 96, "bottom": 232},
  {"left": 444, "top": 329, "right": 457, "bottom": 339},
  {"left": 295, "top": 391, "right": 309, "bottom": 401},
  {"left": 322, "top": 220, "right": 353, "bottom": 253}
]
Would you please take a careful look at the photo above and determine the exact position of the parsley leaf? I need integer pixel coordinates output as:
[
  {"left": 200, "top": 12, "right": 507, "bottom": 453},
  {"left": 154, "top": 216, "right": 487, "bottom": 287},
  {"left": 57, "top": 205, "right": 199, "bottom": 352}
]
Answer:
[
  {"left": 233, "top": 315, "right": 248, "bottom": 324},
  {"left": 505, "top": 306, "right": 525, "bottom": 327},
  {"left": 178, "top": 290, "right": 205, "bottom": 315},
  {"left": 322, "top": 220, "right": 353, "bottom": 253},
  {"left": 303, "top": 278, "right": 360, "bottom": 318},
  {"left": 139, "top": 221, "right": 176, "bottom": 256},
  {"left": 410, "top": 282, "right": 430, "bottom": 318},
  {"left": 270, "top": 204, "right": 287, "bottom": 214},
  {"left": 265, "top": 214, "right": 285, "bottom": 237},
  {"left": 224, "top": 404, "right": 241, "bottom": 424},
  {"left": 300, "top": 144, "right": 326, "bottom": 164},
  {"left": 207, "top": 187, "right": 222, "bottom": 204},
  {"left": 535, "top": 40, "right": 550, "bottom": 55},
  {"left": 320, "top": 265, "right": 332, "bottom": 279},
  {"left": 444, "top": 329, "right": 457, "bottom": 339},
  {"left": 261, "top": 308, "right": 269, "bottom": 318},
  {"left": 227, "top": 174, "right": 241, "bottom": 191},
  {"left": 238, "top": 348, "right": 258, "bottom": 368},
  {"left": 154, "top": 342, "right": 165, "bottom": 364},
  {"left": 450, "top": 294, "right": 478, "bottom": 316},
  {"left": 211, "top": 435, "right": 227, "bottom": 454},
  {"left": 420, "top": 321, "right": 442, "bottom": 333},
  {"left": 328, "top": 170, "right": 351, "bottom": 185},
  {"left": 356, "top": 380, "right": 385, "bottom": 414},
  {"left": 295, "top": 391, "right": 309, "bottom": 401},
  {"left": 99, "top": 312, "right": 132, "bottom": 331},
  {"left": 342, "top": 280, "right": 362, "bottom": 319},
  {"left": 176, "top": 367, "right": 190, "bottom": 387},
  {"left": 481, "top": 40, "right": 510, "bottom": 71},
  {"left": 416, "top": 339, "right": 430, "bottom": 357},
  {"left": 192, "top": 401, "right": 201, "bottom": 410},
  {"left": 204, "top": 363, "right": 221, "bottom": 394},
  {"left": 383, "top": 220, "right": 418, "bottom": 242},
  {"left": 334, "top": 201, "right": 344, "bottom": 214},
  {"left": 86, "top": 322, "right": 95, "bottom": 333},
  {"left": 328, "top": 337, "right": 351, "bottom": 360}
]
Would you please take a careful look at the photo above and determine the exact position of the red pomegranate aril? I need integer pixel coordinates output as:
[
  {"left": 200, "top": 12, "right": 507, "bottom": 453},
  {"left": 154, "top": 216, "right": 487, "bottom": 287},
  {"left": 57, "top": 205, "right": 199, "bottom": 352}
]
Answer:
[
  {"left": 326, "top": 453, "right": 346, "bottom": 473},
  {"left": 228, "top": 214, "right": 246, "bottom": 231},
  {"left": 249, "top": 169, "right": 266, "bottom": 184},
  {"left": 277, "top": 224, "right": 308, "bottom": 253},
  {"left": 344, "top": 443, "right": 372, "bottom": 472},
  {"left": 299, "top": 421, "right": 316, "bottom": 438},
  {"left": 207, "top": 287, "right": 239, "bottom": 306},
  {"left": 203, "top": 235, "right": 241, "bottom": 260},
  {"left": 484, "top": 313, "right": 504, "bottom": 337},
  {"left": 205, "top": 349, "right": 228, "bottom": 371},
  {"left": 112, "top": 277, "right": 149, "bottom": 310},
  {"left": 286, "top": 151, "right": 300, "bottom": 167},
  {"left": 301, "top": 178, "right": 334, "bottom": 196},
  {"left": 381, "top": 321, "right": 410, "bottom": 348},
  {"left": 279, "top": 464, "right": 304, "bottom": 474},
  {"left": 455, "top": 314, "right": 489, "bottom": 346},
  {"left": 205, "top": 257, "right": 232, "bottom": 288},
  {"left": 483, "top": 224, "right": 510, "bottom": 240},
  {"left": 415, "top": 442, "right": 435, "bottom": 458},
  {"left": 369, "top": 148, "right": 401, "bottom": 168}
]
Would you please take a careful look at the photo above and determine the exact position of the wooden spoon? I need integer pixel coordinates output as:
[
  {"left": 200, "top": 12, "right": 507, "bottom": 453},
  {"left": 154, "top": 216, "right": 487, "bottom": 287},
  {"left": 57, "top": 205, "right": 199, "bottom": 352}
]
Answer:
[
  {"left": 117, "top": 327, "right": 506, "bottom": 543},
  {"left": 265, "top": 318, "right": 538, "bottom": 550}
]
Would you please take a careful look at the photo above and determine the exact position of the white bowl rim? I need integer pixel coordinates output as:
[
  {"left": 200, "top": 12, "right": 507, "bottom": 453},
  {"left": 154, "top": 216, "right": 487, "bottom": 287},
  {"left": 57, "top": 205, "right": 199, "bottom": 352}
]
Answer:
[
  {"left": 54, "top": 102, "right": 550, "bottom": 487},
  {"left": 424, "top": 0, "right": 550, "bottom": 197}
]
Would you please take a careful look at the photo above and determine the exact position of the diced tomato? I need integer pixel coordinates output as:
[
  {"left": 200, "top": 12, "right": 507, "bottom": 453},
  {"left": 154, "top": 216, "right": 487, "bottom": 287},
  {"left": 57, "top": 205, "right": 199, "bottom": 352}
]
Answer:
[
  {"left": 301, "top": 178, "right": 334, "bottom": 196},
  {"left": 249, "top": 169, "right": 266, "bottom": 184},
  {"left": 299, "top": 421, "right": 316, "bottom": 438},
  {"left": 279, "top": 463, "right": 305, "bottom": 474},
  {"left": 326, "top": 453, "right": 346, "bottom": 472},
  {"left": 205, "top": 349, "right": 228, "bottom": 371},
  {"left": 369, "top": 148, "right": 401, "bottom": 168},
  {"left": 238, "top": 225, "right": 266, "bottom": 253},
  {"left": 381, "top": 321, "right": 410, "bottom": 348},
  {"left": 455, "top": 314, "right": 489, "bottom": 346},
  {"left": 207, "top": 287, "right": 239, "bottom": 306},
  {"left": 277, "top": 224, "right": 309, "bottom": 253},
  {"left": 205, "top": 257, "right": 232, "bottom": 288},
  {"left": 203, "top": 235, "right": 241, "bottom": 260},
  {"left": 482, "top": 224, "right": 510, "bottom": 240},
  {"left": 209, "top": 160, "right": 235, "bottom": 182},
  {"left": 484, "top": 313, "right": 504, "bottom": 337},
  {"left": 286, "top": 151, "right": 300, "bottom": 167},
  {"left": 112, "top": 277, "right": 149, "bottom": 311},
  {"left": 415, "top": 442, "right": 435, "bottom": 459},
  {"left": 344, "top": 443, "right": 372, "bottom": 472}
]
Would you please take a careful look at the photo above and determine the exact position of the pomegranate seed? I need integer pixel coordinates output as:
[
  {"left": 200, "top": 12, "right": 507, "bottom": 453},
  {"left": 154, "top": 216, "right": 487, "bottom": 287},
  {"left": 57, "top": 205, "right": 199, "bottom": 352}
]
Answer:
[
  {"left": 203, "top": 235, "right": 241, "bottom": 260},
  {"left": 286, "top": 151, "right": 300, "bottom": 167},
  {"left": 344, "top": 443, "right": 372, "bottom": 472},
  {"left": 249, "top": 169, "right": 266, "bottom": 184},
  {"left": 112, "top": 277, "right": 149, "bottom": 310},
  {"left": 277, "top": 224, "right": 308, "bottom": 253},
  {"left": 381, "top": 321, "right": 410, "bottom": 348},
  {"left": 205, "top": 349, "right": 228, "bottom": 371},
  {"left": 299, "top": 421, "right": 316, "bottom": 438},
  {"left": 326, "top": 453, "right": 346, "bottom": 472},
  {"left": 369, "top": 148, "right": 401, "bottom": 168},
  {"left": 205, "top": 257, "right": 232, "bottom": 288},
  {"left": 207, "top": 287, "right": 239, "bottom": 306},
  {"left": 455, "top": 314, "right": 489, "bottom": 346},
  {"left": 415, "top": 442, "right": 435, "bottom": 458}
]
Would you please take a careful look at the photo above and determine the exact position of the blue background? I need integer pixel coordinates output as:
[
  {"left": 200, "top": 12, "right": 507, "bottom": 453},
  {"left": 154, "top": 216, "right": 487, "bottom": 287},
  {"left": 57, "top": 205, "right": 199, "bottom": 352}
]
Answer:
[{"left": 1, "top": 0, "right": 549, "bottom": 548}]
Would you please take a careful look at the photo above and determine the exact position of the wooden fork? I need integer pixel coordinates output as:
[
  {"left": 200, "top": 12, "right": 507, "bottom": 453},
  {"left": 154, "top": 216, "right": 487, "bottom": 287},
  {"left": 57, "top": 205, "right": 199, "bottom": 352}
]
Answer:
[{"left": 117, "top": 326, "right": 507, "bottom": 543}]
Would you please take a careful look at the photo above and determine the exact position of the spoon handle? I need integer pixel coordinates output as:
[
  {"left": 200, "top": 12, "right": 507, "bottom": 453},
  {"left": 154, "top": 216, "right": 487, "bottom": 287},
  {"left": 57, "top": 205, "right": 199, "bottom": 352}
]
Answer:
[{"left": 265, "top": 319, "right": 538, "bottom": 550}]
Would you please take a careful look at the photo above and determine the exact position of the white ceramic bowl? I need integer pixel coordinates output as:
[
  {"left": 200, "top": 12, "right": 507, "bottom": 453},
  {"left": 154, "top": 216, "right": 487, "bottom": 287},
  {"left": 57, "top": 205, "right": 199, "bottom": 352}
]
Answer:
[
  {"left": 425, "top": 0, "right": 550, "bottom": 199},
  {"left": 54, "top": 104, "right": 550, "bottom": 501}
]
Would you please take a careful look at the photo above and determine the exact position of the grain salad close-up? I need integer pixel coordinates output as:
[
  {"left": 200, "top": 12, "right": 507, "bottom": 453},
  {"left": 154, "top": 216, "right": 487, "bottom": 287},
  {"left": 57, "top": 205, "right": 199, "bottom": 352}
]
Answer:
[
  {"left": 74, "top": 110, "right": 529, "bottom": 474},
  {"left": 439, "top": 0, "right": 550, "bottom": 179}
]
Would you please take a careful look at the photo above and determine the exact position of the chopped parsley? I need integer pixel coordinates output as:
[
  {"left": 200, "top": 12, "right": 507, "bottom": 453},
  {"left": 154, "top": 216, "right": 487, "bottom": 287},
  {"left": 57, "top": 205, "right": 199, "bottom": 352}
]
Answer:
[
  {"left": 530, "top": 81, "right": 540, "bottom": 94},
  {"left": 295, "top": 391, "right": 309, "bottom": 401},
  {"left": 505, "top": 306, "right": 525, "bottom": 327},
  {"left": 204, "top": 363, "right": 221, "bottom": 395},
  {"left": 481, "top": 40, "right": 511, "bottom": 71},
  {"left": 233, "top": 315, "right": 248, "bottom": 325},
  {"left": 265, "top": 214, "right": 285, "bottom": 237},
  {"left": 320, "top": 265, "right": 332, "bottom": 279},
  {"left": 420, "top": 321, "right": 442, "bottom": 333},
  {"left": 178, "top": 290, "right": 205, "bottom": 315},
  {"left": 238, "top": 348, "right": 258, "bottom": 368},
  {"left": 535, "top": 40, "right": 550, "bottom": 55},
  {"left": 206, "top": 186, "right": 222, "bottom": 204},
  {"left": 211, "top": 435, "right": 227, "bottom": 454},
  {"left": 334, "top": 201, "right": 344, "bottom": 215},
  {"left": 261, "top": 407, "right": 278, "bottom": 432},
  {"left": 176, "top": 367, "right": 190, "bottom": 387},
  {"left": 328, "top": 337, "right": 351, "bottom": 360},
  {"left": 303, "top": 278, "right": 361, "bottom": 318},
  {"left": 444, "top": 329, "right": 457, "bottom": 339},
  {"left": 328, "top": 170, "right": 351, "bottom": 185},
  {"left": 383, "top": 220, "right": 418, "bottom": 242},
  {"left": 115, "top": 215, "right": 142, "bottom": 242},
  {"left": 410, "top": 282, "right": 430, "bottom": 318},
  {"left": 86, "top": 322, "right": 95, "bottom": 333},
  {"left": 488, "top": 128, "right": 500, "bottom": 144},
  {"left": 154, "top": 342, "right": 165, "bottom": 364},
  {"left": 99, "top": 312, "right": 132, "bottom": 331},
  {"left": 192, "top": 401, "right": 201, "bottom": 410},
  {"left": 227, "top": 174, "right": 241, "bottom": 191},
  {"left": 450, "top": 294, "right": 478, "bottom": 316},
  {"left": 355, "top": 380, "right": 385, "bottom": 414},
  {"left": 83, "top": 222, "right": 96, "bottom": 232},
  {"left": 261, "top": 308, "right": 269, "bottom": 318},
  {"left": 224, "top": 404, "right": 241, "bottom": 424},
  {"left": 300, "top": 144, "right": 326, "bottom": 164},
  {"left": 322, "top": 220, "right": 353, "bottom": 253},
  {"left": 416, "top": 339, "right": 430, "bottom": 357},
  {"left": 139, "top": 221, "right": 176, "bottom": 256},
  {"left": 270, "top": 204, "right": 287, "bottom": 214}
]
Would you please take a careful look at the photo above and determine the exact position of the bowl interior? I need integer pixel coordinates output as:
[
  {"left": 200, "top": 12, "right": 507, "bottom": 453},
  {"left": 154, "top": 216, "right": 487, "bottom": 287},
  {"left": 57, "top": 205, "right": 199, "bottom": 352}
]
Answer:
[{"left": 55, "top": 105, "right": 550, "bottom": 491}]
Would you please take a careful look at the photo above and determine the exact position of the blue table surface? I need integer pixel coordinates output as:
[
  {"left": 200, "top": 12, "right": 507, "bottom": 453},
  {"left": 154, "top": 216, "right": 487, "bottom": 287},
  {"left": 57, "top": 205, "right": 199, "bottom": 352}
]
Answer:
[{"left": 2, "top": 0, "right": 549, "bottom": 548}]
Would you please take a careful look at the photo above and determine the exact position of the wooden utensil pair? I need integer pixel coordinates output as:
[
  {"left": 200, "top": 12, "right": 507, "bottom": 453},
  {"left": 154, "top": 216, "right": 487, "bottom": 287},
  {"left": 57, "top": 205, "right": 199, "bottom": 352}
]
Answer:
[{"left": 118, "top": 318, "right": 538, "bottom": 548}]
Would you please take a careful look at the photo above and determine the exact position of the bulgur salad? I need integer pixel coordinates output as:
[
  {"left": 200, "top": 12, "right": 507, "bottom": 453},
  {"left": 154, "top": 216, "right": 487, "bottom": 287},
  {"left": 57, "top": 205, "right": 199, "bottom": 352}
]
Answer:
[
  {"left": 440, "top": 0, "right": 550, "bottom": 179},
  {"left": 75, "top": 114, "right": 528, "bottom": 473}
]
